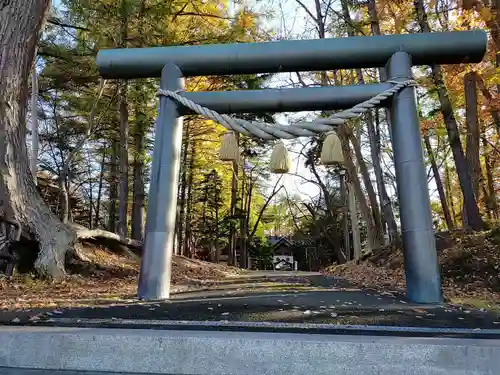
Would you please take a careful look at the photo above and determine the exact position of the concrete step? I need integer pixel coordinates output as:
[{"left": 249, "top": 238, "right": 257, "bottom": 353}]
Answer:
[
  {"left": 0, "top": 325, "right": 499, "bottom": 375},
  {"left": 0, "top": 369, "right": 135, "bottom": 375}
]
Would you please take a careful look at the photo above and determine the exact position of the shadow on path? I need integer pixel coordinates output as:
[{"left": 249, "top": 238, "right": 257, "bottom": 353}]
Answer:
[{"left": 2, "top": 271, "right": 499, "bottom": 330}]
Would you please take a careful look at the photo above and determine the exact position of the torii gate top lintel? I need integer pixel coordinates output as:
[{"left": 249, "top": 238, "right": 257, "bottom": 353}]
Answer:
[{"left": 97, "top": 30, "right": 487, "bottom": 79}]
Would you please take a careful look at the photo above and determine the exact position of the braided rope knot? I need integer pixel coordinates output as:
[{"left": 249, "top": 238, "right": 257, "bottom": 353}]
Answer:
[{"left": 157, "top": 80, "right": 416, "bottom": 141}]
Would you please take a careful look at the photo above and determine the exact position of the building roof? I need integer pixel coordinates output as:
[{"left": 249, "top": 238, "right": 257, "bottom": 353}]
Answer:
[{"left": 267, "top": 236, "right": 293, "bottom": 247}]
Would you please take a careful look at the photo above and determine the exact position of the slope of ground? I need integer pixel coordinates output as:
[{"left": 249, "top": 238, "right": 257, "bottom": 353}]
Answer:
[
  {"left": 325, "top": 230, "right": 500, "bottom": 309},
  {"left": 0, "top": 243, "right": 244, "bottom": 310}
]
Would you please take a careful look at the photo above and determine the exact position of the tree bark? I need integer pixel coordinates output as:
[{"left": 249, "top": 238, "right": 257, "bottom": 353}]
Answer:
[
  {"left": 423, "top": 134, "right": 454, "bottom": 230},
  {"left": 347, "top": 181, "right": 361, "bottom": 261},
  {"left": 131, "top": 1, "right": 146, "bottom": 241},
  {"left": 117, "top": 0, "right": 129, "bottom": 238},
  {"left": 117, "top": 80, "right": 129, "bottom": 237},
  {"left": 414, "top": 0, "right": 484, "bottom": 231},
  {"left": 108, "top": 139, "right": 118, "bottom": 232},
  {"left": 87, "top": 152, "right": 93, "bottom": 229},
  {"left": 239, "top": 170, "right": 247, "bottom": 268},
  {"left": 464, "top": 72, "right": 482, "bottom": 198},
  {"left": 183, "top": 138, "right": 195, "bottom": 258},
  {"left": 444, "top": 162, "right": 457, "bottom": 226},
  {"left": 463, "top": 72, "right": 482, "bottom": 226},
  {"left": 339, "top": 173, "right": 350, "bottom": 260},
  {"left": 177, "top": 124, "right": 190, "bottom": 256},
  {"left": 59, "top": 176, "right": 70, "bottom": 224},
  {"left": 214, "top": 171, "right": 220, "bottom": 263},
  {"left": 95, "top": 146, "right": 106, "bottom": 226},
  {"left": 131, "top": 129, "right": 145, "bottom": 240},
  {"left": 0, "top": 0, "right": 75, "bottom": 278},
  {"left": 131, "top": 87, "right": 146, "bottom": 241},
  {"left": 228, "top": 135, "right": 239, "bottom": 266},
  {"left": 30, "top": 60, "right": 38, "bottom": 184}
]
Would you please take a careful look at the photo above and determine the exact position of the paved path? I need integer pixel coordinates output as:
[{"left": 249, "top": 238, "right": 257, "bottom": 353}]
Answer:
[{"left": 3, "top": 271, "right": 500, "bottom": 330}]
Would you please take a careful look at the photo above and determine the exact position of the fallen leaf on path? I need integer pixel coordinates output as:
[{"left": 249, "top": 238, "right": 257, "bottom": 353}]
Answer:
[{"left": 412, "top": 308, "right": 426, "bottom": 314}]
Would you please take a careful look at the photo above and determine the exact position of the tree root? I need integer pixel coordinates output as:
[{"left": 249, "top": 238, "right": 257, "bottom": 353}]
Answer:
[
  {"left": 70, "top": 223, "right": 142, "bottom": 251},
  {"left": 71, "top": 223, "right": 141, "bottom": 261},
  {"left": 4, "top": 220, "right": 142, "bottom": 278}
]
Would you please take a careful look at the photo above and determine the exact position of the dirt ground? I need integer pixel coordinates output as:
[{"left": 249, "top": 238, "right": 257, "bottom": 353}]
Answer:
[
  {"left": 325, "top": 230, "right": 500, "bottom": 310},
  {"left": 0, "top": 243, "right": 244, "bottom": 310}
]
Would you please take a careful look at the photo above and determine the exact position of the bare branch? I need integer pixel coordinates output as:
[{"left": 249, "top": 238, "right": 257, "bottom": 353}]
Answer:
[{"left": 47, "top": 17, "right": 91, "bottom": 31}]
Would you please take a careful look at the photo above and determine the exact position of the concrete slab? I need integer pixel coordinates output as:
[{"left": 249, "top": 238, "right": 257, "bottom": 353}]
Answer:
[
  {"left": 0, "top": 369, "right": 145, "bottom": 375},
  {"left": 0, "top": 326, "right": 499, "bottom": 375}
]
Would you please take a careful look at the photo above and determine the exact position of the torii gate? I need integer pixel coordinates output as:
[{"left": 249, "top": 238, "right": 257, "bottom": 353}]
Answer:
[{"left": 96, "top": 30, "right": 487, "bottom": 304}]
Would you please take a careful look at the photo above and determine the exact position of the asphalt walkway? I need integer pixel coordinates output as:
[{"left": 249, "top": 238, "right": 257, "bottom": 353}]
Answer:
[{"left": 2, "top": 271, "right": 500, "bottom": 330}]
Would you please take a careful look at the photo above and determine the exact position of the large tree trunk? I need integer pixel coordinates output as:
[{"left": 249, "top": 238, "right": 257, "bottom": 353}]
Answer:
[
  {"left": 0, "top": 0, "right": 75, "bottom": 278},
  {"left": 214, "top": 172, "right": 220, "bottom": 263},
  {"left": 131, "top": 2, "right": 146, "bottom": 241},
  {"left": 228, "top": 136, "right": 239, "bottom": 266},
  {"left": 414, "top": 0, "right": 484, "bottom": 231},
  {"left": 183, "top": 138, "right": 195, "bottom": 258},
  {"left": 176, "top": 123, "right": 190, "bottom": 256},
  {"left": 131, "top": 134, "right": 145, "bottom": 240},
  {"left": 117, "top": 80, "right": 129, "bottom": 237},
  {"left": 239, "top": 170, "right": 247, "bottom": 268},
  {"left": 87, "top": 152, "right": 94, "bottom": 229},
  {"left": 463, "top": 72, "right": 482, "bottom": 226},
  {"left": 117, "top": 0, "right": 129, "bottom": 238},
  {"left": 423, "top": 134, "right": 454, "bottom": 230},
  {"left": 131, "top": 89, "right": 146, "bottom": 241},
  {"left": 444, "top": 162, "right": 457, "bottom": 226},
  {"left": 108, "top": 139, "right": 118, "bottom": 232},
  {"left": 95, "top": 145, "right": 106, "bottom": 226},
  {"left": 464, "top": 72, "right": 481, "bottom": 195}
]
